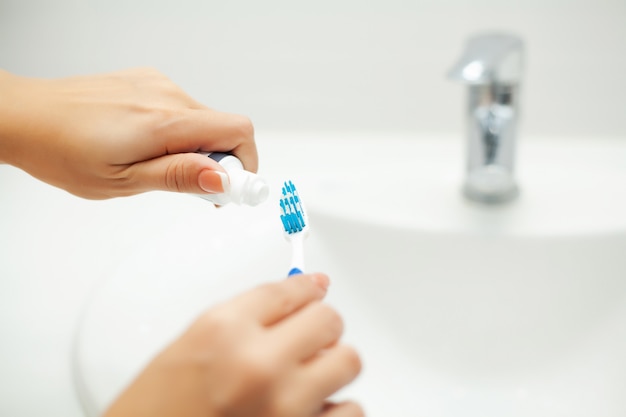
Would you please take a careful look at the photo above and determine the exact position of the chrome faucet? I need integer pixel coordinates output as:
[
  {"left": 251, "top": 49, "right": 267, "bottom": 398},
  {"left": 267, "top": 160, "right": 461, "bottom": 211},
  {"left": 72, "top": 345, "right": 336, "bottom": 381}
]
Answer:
[{"left": 448, "top": 32, "right": 524, "bottom": 204}]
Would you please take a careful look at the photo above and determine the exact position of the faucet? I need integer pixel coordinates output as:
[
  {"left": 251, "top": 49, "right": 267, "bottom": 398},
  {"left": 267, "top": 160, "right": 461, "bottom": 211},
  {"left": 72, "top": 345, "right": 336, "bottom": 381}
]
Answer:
[{"left": 448, "top": 32, "right": 524, "bottom": 204}]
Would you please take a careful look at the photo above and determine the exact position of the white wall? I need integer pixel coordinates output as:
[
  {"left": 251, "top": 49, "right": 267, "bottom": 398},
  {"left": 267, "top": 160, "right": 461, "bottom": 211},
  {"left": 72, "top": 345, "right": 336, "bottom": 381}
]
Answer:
[
  {"left": 1, "top": 0, "right": 625, "bottom": 138},
  {"left": 0, "top": 2, "right": 625, "bottom": 416}
]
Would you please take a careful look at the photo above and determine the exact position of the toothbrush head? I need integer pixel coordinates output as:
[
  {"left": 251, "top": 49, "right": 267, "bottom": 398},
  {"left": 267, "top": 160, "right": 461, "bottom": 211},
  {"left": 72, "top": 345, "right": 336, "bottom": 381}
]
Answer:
[{"left": 280, "top": 180, "right": 309, "bottom": 236}]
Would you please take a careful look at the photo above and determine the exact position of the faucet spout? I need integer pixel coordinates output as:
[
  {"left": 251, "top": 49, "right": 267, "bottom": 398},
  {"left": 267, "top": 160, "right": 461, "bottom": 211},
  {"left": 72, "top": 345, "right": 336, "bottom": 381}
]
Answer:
[
  {"left": 447, "top": 32, "right": 523, "bottom": 84},
  {"left": 448, "top": 32, "right": 525, "bottom": 204}
]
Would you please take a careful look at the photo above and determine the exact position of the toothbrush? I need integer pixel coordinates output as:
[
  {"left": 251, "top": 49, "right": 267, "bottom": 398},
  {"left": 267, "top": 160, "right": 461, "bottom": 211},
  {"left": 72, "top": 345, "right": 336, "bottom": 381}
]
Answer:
[{"left": 279, "top": 180, "right": 309, "bottom": 277}]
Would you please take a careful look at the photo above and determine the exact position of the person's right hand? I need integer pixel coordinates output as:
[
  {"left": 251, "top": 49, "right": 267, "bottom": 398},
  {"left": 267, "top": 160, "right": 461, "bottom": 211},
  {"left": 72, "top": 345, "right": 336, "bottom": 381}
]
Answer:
[{"left": 103, "top": 273, "right": 363, "bottom": 417}]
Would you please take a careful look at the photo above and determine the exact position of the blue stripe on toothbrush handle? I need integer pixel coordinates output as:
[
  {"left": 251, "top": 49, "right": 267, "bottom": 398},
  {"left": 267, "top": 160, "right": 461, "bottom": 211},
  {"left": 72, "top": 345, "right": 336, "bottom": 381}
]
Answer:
[{"left": 288, "top": 267, "right": 303, "bottom": 277}]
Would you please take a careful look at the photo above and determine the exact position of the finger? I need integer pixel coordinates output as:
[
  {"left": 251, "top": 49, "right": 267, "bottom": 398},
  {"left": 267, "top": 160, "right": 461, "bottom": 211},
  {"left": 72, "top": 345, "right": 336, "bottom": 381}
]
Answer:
[
  {"left": 320, "top": 401, "right": 365, "bottom": 417},
  {"left": 126, "top": 152, "right": 229, "bottom": 194},
  {"left": 300, "top": 344, "right": 362, "bottom": 403},
  {"left": 229, "top": 274, "right": 330, "bottom": 326},
  {"left": 151, "top": 109, "right": 258, "bottom": 173},
  {"left": 269, "top": 302, "right": 344, "bottom": 361}
]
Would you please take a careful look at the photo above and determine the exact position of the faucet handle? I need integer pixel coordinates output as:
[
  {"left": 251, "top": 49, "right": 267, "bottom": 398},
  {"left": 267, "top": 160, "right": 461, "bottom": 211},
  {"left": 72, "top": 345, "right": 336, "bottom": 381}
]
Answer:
[{"left": 447, "top": 32, "right": 524, "bottom": 84}]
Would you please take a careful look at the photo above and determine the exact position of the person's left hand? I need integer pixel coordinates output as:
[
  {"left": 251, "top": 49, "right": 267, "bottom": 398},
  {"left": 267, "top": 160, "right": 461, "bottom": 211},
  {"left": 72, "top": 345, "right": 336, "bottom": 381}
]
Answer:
[
  {"left": 103, "top": 273, "right": 363, "bottom": 417},
  {"left": 0, "top": 67, "right": 256, "bottom": 199}
]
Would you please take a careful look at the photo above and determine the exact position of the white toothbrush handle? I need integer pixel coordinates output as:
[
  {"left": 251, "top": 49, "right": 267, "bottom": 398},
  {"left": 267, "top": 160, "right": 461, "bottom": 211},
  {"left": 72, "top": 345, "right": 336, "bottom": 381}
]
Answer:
[{"left": 288, "top": 233, "right": 305, "bottom": 276}]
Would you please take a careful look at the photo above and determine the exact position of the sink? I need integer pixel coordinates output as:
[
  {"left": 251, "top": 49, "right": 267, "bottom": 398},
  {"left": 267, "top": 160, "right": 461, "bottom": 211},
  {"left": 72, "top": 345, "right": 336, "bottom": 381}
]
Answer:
[{"left": 73, "top": 133, "right": 626, "bottom": 417}]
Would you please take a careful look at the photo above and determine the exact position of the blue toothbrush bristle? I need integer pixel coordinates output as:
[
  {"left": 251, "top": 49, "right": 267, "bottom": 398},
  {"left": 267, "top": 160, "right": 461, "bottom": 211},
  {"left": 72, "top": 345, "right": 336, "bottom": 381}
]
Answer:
[{"left": 280, "top": 181, "right": 306, "bottom": 234}]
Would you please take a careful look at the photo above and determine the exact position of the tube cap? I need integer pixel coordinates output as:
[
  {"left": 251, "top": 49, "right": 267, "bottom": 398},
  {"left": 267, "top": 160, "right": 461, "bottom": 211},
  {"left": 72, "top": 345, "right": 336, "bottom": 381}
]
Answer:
[{"left": 244, "top": 177, "right": 270, "bottom": 206}]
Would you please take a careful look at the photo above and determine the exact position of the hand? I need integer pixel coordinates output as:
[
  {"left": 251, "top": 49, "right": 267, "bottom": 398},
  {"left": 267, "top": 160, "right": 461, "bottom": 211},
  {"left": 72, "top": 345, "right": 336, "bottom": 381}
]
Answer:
[
  {"left": 0, "top": 68, "right": 256, "bottom": 199},
  {"left": 103, "top": 273, "right": 363, "bottom": 417}
]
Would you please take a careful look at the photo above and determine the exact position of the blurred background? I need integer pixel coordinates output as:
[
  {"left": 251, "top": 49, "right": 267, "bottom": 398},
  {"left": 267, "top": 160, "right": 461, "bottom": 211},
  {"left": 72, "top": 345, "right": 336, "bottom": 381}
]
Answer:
[
  {"left": 1, "top": 0, "right": 625, "bottom": 137},
  {"left": 1, "top": 1, "right": 625, "bottom": 416}
]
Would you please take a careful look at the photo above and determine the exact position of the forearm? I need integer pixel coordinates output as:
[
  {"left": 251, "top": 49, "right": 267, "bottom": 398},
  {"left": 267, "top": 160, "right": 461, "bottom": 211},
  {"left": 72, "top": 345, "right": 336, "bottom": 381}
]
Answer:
[{"left": 0, "top": 69, "right": 20, "bottom": 165}]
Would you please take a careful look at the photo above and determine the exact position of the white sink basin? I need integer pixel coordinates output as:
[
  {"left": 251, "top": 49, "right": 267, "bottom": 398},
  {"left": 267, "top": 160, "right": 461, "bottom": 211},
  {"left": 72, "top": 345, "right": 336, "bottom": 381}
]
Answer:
[{"left": 74, "top": 133, "right": 626, "bottom": 417}]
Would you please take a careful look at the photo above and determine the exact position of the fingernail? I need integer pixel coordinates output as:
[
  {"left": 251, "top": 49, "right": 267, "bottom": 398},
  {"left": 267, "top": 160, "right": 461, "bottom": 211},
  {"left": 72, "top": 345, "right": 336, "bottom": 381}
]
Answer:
[
  {"left": 308, "top": 273, "right": 330, "bottom": 290},
  {"left": 199, "top": 170, "right": 230, "bottom": 194}
]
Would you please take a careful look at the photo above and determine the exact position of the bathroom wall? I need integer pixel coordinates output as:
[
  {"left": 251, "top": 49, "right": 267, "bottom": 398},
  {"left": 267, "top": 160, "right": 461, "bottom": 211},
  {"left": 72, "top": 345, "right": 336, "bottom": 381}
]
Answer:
[
  {"left": 0, "top": 2, "right": 625, "bottom": 417},
  {"left": 1, "top": 0, "right": 625, "bottom": 138}
]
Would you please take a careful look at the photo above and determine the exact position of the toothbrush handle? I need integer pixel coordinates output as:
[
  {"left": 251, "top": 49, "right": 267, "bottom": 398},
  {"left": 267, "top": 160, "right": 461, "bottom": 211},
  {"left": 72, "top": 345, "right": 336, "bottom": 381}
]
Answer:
[{"left": 287, "top": 234, "right": 305, "bottom": 277}]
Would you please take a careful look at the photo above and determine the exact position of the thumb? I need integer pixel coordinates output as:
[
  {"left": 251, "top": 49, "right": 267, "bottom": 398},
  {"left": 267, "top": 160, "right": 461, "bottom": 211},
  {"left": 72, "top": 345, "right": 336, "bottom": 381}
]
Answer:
[{"left": 129, "top": 153, "right": 229, "bottom": 194}]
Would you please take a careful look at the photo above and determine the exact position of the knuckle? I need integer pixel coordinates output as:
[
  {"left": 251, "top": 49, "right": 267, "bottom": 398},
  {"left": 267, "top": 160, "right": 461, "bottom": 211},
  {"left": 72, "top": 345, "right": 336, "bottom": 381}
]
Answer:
[
  {"left": 164, "top": 159, "right": 183, "bottom": 191},
  {"left": 342, "top": 345, "right": 363, "bottom": 375},
  {"left": 149, "top": 108, "right": 180, "bottom": 136},
  {"left": 256, "top": 282, "right": 298, "bottom": 316},
  {"left": 255, "top": 280, "right": 282, "bottom": 295},
  {"left": 232, "top": 114, "right": 254, "bottom": 139},
  {"left": 253, "top": 281, "right": 281, "bottom": 302},
  {"left": 346, "top": 402, "right": 365, "bottom": 417},
  {"left": 163, "top": 156, "right": 193, "bottom": 192},
  {"left": 195, "top": 302, "right": 242, "bottom": 340},
  {"left": 194, "top": 307, "right": 239, "bottom": 336},
  {"left": 316, "top": 303, "right": 344, "bottom": 336}
]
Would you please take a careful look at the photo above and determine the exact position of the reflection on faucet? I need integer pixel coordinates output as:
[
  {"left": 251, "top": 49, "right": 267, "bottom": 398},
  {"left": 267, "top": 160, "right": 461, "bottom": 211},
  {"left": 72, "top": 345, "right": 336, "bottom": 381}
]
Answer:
[{"left": 448, "top": 32, "right": 524, "bottom": 204}]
